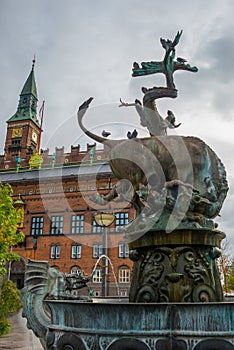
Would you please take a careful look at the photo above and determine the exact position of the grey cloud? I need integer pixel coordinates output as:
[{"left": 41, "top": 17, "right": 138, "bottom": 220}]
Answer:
[{"left": 0, "top": 0, "right": 234, "bottom": 254}]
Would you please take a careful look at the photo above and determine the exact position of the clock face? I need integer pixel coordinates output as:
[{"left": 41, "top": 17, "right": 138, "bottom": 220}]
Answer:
[
  {"left": 12, "top": 127, "right": 23, "bottom": 138},
  {"left": 31, "top": 130, "right": 38, "bottom": 144}
]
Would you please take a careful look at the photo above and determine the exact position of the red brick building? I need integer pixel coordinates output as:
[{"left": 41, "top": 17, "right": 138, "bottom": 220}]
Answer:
[{"left": 0, "top": 62, "right": 134, "bottom": 297}]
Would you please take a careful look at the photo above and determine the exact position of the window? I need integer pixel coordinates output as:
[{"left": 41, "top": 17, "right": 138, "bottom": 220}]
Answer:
[
  {"left": 71, "top": 266, "right": 84, "bottom": 275},
  {"left": 120, "top": 290, "right": 127, "bottom": 297},
  {"left": 93, "top": 244, "right": 103, "bottom": 258},
  {"left": 92, "top": 218, "right": 104, "bottom": 233},
  {"left": 93, "top": 268, "right": 102, "bottom": 283},
  {"left": 50, "top": 245, "right": 60, "bottom": 259},
  {"left": 71, "top": 214, "right": 84, "bottom": 234},
  {"left": 119, "top": 266, "right": 130, "bottom": 283},
  {"left": 31, "top": 216, "right": 44, "bottom": 235},
  {"left": 50, "top": 216, "right": 64, "bottom": 234},
  {"left": 115, "top": 212, "right": 129, "bottom": 227},
  {"left": 119, "top": 244, "right": 129, "bottom": 258},
  {"left": 71, "top": 245, "right": 82, "bottom": 259}
]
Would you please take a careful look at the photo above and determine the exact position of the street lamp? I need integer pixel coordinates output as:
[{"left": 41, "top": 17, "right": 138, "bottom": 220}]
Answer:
[{"left": 94, "top": 213, "right": 115, "bottom": 297}]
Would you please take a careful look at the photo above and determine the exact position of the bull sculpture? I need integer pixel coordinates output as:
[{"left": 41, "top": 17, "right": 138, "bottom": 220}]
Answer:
[
  {"left": 77, "top": 97, "right": 228, "bottom": 234},
  {"left": 77, "top": 31, "right": 228, "bottom": 234}
]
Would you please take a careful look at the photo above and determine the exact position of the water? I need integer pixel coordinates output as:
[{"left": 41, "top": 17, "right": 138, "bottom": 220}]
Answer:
[{"left": 92, "top": 254, "right": 120, "bottom": 299}]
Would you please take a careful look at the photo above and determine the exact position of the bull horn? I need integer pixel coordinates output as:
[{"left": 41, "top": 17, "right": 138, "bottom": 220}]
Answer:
[{"left": 77, "top": 97, "right": 113, "bottom": 147}]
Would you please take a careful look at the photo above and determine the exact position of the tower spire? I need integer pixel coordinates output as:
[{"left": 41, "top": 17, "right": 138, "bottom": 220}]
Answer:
[
  {"left": 7, "top": 60, "right": 39, "bottom": 126},
  {"left": 32, "top": 55, "right": 36, "bottom": 70},
  {"left": 4, "top": 60, "right": 42, "bottom": 161}
]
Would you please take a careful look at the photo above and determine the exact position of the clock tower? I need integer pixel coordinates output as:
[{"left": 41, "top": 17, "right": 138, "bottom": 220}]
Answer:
[{"left": 4, "top": 59, "right": 41, "bottom": 165}]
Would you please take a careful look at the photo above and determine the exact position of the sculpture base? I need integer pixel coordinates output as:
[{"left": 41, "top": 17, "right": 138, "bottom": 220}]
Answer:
[
  {"left": 45, "top": 300, "right": 234, "bottom": 350},
  {"left": 128, "top": 228, "right": 225, "bottom": 303}
]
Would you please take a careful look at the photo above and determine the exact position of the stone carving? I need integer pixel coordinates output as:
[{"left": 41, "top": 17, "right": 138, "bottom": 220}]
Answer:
[{"left": 129, "top": 240, "right": 224, "bottom": 303}]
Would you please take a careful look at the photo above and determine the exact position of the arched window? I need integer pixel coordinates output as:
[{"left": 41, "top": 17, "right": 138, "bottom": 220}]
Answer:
[
  {"left": 118, "top": 266, "right": 130, "bottom": 283},
  {"left": 70, "top": 266, "right": 83, "bottom": 276}
]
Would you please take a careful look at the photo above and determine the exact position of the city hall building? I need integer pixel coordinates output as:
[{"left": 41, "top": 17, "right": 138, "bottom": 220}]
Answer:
[{"left": 0, "top": 62, "right": 133, "bottom": 297}]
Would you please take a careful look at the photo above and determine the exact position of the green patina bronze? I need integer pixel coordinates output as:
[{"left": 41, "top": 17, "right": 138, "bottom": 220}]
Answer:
[
  {"left": 132, "top": 30, "right": 198, "bottom": 90},
  {"left": 22, "top": 32, "right": 233, "bottom": 349},
  {"left": 7, "top": 58, "right": 39, "bottom": 127},
  {"left": 77, "top": 31, "right": 228, "bottom": 303}
]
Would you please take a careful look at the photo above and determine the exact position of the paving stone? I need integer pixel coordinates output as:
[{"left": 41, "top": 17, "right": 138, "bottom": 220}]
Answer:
[{"left": 0, "top": 309, "right": 43, "bottom": 350}]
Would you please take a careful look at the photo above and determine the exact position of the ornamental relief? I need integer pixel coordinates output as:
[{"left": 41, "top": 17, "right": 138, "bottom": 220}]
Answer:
[{"left": 131, "top": 246, "right": 219, "bottom": 303}]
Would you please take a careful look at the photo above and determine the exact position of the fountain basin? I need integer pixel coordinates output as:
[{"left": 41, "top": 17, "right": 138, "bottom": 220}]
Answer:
[{"left": 45, "top": 299, "right": 234, "bottom": 350}]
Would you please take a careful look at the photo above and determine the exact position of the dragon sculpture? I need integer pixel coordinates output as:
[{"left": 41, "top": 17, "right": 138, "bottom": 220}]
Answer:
[
  {"left": 77, "top": 31, "right": 228, "bottom": 233},
  {"left": 22, "top": 260, "right": 93, "bottom": 347}
]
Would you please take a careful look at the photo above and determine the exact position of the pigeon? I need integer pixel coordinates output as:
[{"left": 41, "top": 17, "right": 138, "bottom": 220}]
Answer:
[
  {"left": 135, "top": 99, "right": 142, "bottom": 105},
  {"left": 133, "top": 62, "right": 140, "bottom": 70},
  {"left": 165, "top": 110, "right": 181, "bottom": 129},
  {"left": 160, "top": 38, "right": 173, "bottom": 50},
  {"left": 127, "top": 129, "right": 138, "bottom": 139},
  {"left": 141, "top": 87, "right": 148, "bottom": 94},
  {"left": 176, "top": 57, "right": 187, "bottom": 64},
  {"left": 102, "top": 130, "right": 111, "bottom": 138}
]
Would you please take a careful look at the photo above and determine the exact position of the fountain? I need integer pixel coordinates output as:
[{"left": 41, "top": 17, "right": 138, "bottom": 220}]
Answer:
[
  {"left": 22, "top": 31, "right": 234, "bottom": 350},
  {"left": 91, "top": 254, "right": 121, "bottom": 300}
]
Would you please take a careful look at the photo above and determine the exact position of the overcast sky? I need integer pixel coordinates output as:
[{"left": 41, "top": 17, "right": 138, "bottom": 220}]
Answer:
[{"left": 0, "top": 0, "right": 234, "bottom": 254}]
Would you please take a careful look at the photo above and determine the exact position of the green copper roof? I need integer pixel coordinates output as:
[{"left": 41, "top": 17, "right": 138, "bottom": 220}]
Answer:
[
  {"left": 7, "top": 59, "right": 40, "bottom": 127},
  {"left": 21, "top": 60, "right": 37, "bottom": 99}
]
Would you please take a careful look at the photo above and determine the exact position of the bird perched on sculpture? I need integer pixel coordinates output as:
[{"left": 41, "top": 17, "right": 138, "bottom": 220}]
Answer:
[
  {"left": 102, "top": 130, "right": 111, "bottom": 138},
  {"left": 127, "top": 129, "right": 138, "bottom": 139},
  {"left": 133, "top": 62, "right": 140, "bottom": 70},
  {"left": 160, "top": 38, "right": 173, "bottom": 50},
  {"left": 165, "top": 110, "right": 181, "bottom": 129},
  {"left": 176, "top": 57, "right": 187, "bottom": 64}
]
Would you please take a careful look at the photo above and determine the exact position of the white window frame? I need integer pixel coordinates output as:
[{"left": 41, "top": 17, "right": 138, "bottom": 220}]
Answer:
[
  {"left": 93, "top": 244, "right": 103, "bottom": 258},
  {"left": 70, "top": 266, "right": 84, "bottom": 275},
  {"left": 50, "top": 215, "right": 64, "bottom": 235},
  {"left": 92, "top": 268, "right": 102, "bottom": 283},
  {"left": 119, "top": 267, "right": 130, "bottom": 283},
  {"left": 119, "top": 243, "right": 129, "bottom": 258},
  {"left": 92, "top": 219, "right": 104, "bottom": 233},
  {"left": 71, "top": 245, "right": 82, "bottom": 259},
  {"left": 71, "top": 214, "right": 84, "bottom": 234},
  {"left": 115, "top": 212, "right": 129, "bottom": 227},
  {"left": 50, "top": 245, "right": 60, "bottom": 259}
]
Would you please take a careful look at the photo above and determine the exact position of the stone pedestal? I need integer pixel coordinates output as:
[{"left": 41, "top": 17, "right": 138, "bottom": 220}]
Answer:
[{"left": 128, "top": 229, "right": 225, "bottom": 303}]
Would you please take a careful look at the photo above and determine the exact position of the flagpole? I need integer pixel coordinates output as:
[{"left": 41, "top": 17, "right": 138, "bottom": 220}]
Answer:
[{"left": 38, "top": 100, "right": 45, "bottom": 153}]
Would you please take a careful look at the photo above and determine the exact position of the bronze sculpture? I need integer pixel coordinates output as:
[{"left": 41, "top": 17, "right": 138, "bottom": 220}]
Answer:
[{"left": 77, "top": 31, "right": 228, "bottom": 302}]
